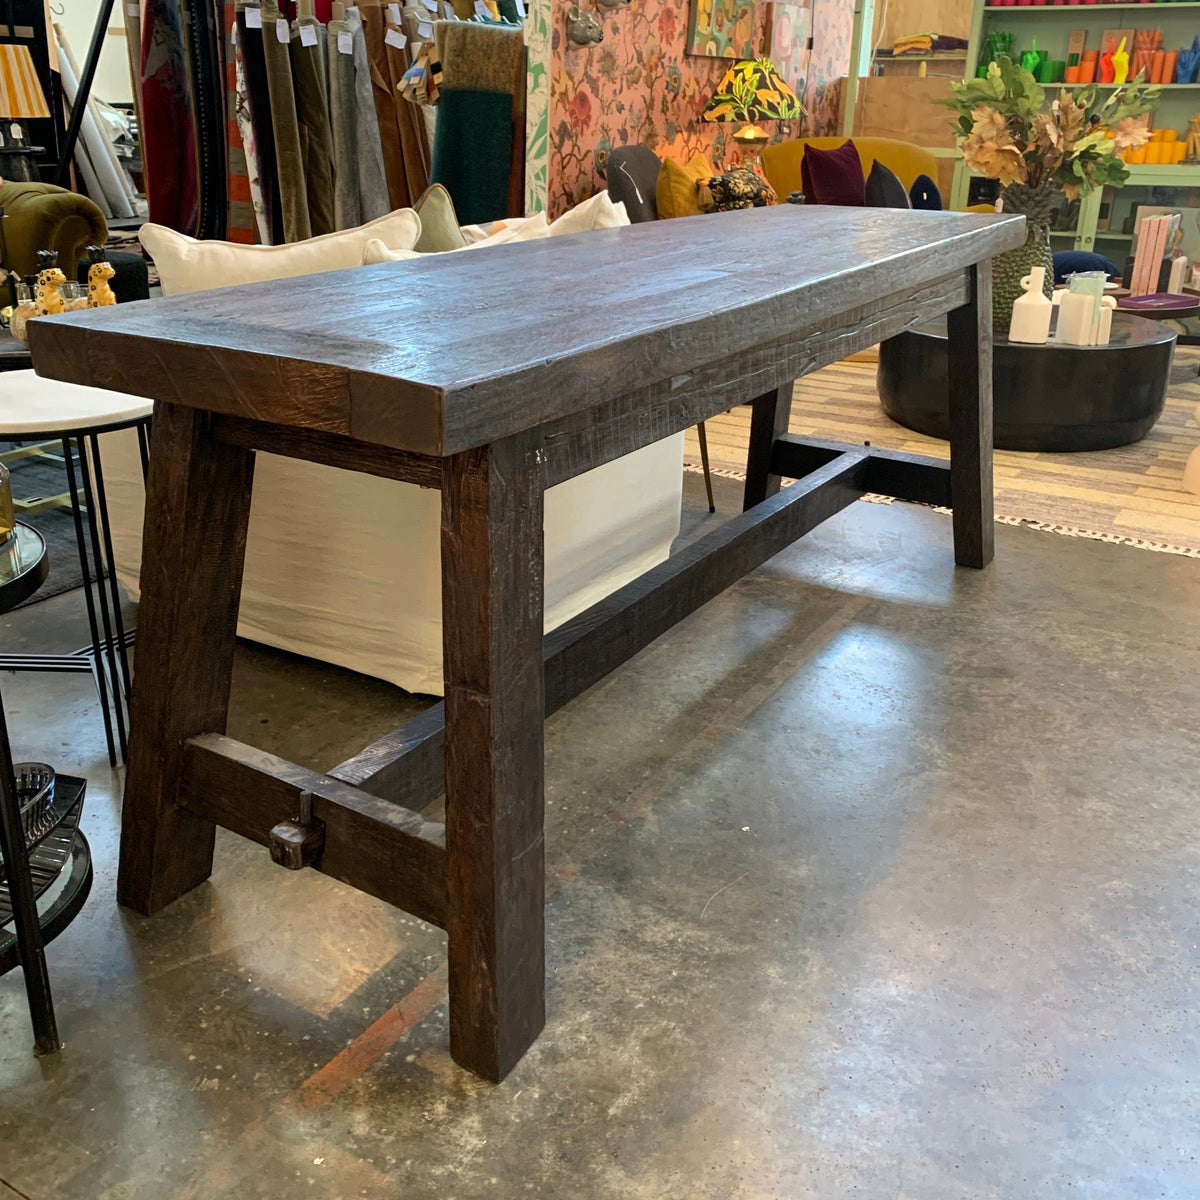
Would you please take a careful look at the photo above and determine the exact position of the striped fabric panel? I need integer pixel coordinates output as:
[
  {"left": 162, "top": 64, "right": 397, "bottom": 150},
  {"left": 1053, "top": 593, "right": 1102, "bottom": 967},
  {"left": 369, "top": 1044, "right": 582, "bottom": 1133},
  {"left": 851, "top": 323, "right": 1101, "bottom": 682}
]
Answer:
[{"left": 0, "top": 43, "right": 50, "bottom": 120}]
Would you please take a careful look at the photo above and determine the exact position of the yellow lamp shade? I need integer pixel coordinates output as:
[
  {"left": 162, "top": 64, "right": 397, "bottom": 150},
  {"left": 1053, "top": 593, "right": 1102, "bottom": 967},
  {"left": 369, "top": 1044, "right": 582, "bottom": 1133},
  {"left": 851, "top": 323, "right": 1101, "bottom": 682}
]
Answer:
[
  {"left": 0, "top": 44, "right": 50, "bottom": 121},
  {"left": 702, "top": 58, "right": 804, "bottom": 126}
]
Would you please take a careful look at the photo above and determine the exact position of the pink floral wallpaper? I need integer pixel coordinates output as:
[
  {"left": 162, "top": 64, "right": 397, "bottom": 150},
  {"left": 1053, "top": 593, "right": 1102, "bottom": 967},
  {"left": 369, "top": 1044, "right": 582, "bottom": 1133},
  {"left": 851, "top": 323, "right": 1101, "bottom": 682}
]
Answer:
[{"left": 548, "top": 0, "right": 854, "bottom": 217}]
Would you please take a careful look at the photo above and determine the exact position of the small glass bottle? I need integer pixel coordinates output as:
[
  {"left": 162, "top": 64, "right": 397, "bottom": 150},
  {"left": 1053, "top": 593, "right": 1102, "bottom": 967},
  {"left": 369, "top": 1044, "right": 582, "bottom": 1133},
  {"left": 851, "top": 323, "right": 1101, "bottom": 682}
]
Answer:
[
  {"left": 0, "top": 462, "right": 14, "bottom": 545},
  {"left": 58, "top": 281, "right": 88, "bottom": 312},
  {"left": 8, "top": 279, "right": 36, "bottom": 347}
]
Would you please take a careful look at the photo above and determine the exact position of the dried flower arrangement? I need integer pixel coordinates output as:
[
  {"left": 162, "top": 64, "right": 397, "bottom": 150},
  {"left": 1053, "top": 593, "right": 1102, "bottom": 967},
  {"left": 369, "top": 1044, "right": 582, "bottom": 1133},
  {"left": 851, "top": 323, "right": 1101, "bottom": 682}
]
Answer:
[{"left": 939, "top": 57, "right": 1161, "bottom": 327}]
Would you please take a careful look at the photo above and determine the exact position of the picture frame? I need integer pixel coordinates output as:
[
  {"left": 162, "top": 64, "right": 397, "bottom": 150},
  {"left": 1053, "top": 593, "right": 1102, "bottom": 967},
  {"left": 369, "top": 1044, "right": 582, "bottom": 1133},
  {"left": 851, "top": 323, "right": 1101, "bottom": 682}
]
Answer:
[{"left": 686, "top": 0, "right": 758, "bottom": 61}]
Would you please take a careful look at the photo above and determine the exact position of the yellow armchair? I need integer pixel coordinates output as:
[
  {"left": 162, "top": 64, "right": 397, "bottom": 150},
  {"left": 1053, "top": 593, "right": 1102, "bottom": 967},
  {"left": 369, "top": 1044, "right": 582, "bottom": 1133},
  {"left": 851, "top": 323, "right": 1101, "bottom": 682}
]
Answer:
[{"left": 760, "top": 137, "right": 939, "bottom": 203}]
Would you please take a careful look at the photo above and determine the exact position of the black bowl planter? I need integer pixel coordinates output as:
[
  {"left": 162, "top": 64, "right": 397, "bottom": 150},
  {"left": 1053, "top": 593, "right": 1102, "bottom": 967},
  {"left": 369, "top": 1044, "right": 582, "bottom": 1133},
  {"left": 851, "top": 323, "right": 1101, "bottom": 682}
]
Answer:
[{"left": 878, "top": 313, "right": 1175, "bottom": 453}]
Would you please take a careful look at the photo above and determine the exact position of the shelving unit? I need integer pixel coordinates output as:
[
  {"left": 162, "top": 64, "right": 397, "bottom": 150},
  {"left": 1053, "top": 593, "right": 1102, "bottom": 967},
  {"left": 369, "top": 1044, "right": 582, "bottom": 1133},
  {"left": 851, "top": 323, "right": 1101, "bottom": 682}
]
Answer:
[{"left": 954, "top": 0, "right": 1200, "bottom": 256}]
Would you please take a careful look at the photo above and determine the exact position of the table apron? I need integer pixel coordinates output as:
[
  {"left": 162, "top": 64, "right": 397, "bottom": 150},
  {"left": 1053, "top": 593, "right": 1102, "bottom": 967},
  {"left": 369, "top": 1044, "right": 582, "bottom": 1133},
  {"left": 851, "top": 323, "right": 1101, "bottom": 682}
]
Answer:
[{"left": 202, "top": 268, "right": 972, "bottom": 487}]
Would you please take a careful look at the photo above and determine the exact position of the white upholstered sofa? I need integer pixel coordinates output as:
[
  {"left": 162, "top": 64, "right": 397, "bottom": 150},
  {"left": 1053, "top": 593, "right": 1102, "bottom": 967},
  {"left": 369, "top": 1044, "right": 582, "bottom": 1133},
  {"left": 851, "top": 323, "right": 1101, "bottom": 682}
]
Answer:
[{"left": 96, "top": 195, "right": 684, "bottom": 696}]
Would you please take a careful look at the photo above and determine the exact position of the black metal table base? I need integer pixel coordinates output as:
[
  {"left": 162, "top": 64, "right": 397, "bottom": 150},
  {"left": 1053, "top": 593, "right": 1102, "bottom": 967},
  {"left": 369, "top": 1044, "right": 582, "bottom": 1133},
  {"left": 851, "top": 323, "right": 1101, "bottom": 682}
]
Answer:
[{"left": 2, "top": 421, "right": 149, "bottom": 766}]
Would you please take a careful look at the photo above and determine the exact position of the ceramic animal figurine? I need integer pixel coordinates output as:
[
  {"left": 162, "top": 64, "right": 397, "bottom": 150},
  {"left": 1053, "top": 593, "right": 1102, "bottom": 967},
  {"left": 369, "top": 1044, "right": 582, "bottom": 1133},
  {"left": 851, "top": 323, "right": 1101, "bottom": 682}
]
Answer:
[
  {"left": 1112, "top": 38, "right": 1130, "bottom": 86},
  {"left": 1100, "top": 38, "right": 1116, "bottom": 85},
  {"left": 86, "top": 246, "right": 117, "bottom": 307},
  {"left": 566, "top": 4, "right": 602, "bottom": 46},
  {"left": 34, "top": 251, "right": 66, "bottom": 317}
]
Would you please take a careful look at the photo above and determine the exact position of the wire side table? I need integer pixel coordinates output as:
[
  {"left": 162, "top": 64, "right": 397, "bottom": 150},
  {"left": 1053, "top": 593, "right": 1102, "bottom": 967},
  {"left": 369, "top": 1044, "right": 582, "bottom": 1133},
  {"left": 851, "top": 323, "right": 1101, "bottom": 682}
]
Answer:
[{"left": 0, "top": 522, "right": 93, "bottom": 1055}]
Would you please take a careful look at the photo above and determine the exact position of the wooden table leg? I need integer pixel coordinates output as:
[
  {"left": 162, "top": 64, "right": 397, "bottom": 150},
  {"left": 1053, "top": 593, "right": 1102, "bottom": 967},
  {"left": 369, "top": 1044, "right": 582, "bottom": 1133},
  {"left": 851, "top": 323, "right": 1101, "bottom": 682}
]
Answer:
[
  {"left": 117, "top": 402, "right": 255, "bottom": 915},
  {"left": 947, "top": 260, "right": 995, "bottom": 569},
  {"left": 442, "top": 433, "right": 546, "bottom": 1082},
  {"left": 743, "top": 386, "right": 792, "bottom": 512}
]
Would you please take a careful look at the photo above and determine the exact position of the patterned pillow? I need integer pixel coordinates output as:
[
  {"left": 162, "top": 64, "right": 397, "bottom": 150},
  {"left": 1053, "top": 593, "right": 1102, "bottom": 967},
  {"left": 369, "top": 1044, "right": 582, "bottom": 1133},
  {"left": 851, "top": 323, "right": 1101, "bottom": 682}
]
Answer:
[{"left": 697, "top": 167, "right": 779, "bottom": 213}]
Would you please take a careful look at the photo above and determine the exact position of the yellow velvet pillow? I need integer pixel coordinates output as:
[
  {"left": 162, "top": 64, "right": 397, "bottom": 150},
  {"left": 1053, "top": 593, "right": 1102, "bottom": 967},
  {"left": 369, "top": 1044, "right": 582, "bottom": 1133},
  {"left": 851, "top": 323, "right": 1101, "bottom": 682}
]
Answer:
[{"left": 656, "top": 154, "right": 716, "bottom": 220}]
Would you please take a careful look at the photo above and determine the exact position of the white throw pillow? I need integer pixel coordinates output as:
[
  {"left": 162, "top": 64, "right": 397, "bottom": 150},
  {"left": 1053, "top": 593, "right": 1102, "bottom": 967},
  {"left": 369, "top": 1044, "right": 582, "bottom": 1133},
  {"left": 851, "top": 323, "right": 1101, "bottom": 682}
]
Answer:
[
  {"left": 141, "top": 207, "right": 423, "bottom": 296},
  {"left": 360, "top": 239, "right": 423, "bottom": 266},
  {"left": 358, "top": 193, "right": 630, "bottom": 266},
  {"left": 548, "top": 191, "right": 628, "bottom": 235}
]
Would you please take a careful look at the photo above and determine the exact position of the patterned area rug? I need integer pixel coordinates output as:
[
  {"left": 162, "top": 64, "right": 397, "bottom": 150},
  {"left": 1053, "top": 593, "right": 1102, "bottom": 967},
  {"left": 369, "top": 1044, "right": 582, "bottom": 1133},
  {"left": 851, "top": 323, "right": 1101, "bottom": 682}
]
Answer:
[{"left": 685, "top": 347, "right": 1200, "bottom": 556}]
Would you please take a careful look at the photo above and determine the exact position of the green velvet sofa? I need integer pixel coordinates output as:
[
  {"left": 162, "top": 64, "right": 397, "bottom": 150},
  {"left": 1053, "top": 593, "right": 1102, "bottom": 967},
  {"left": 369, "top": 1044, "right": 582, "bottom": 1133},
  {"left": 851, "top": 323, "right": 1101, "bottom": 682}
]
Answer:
[{"left": 0, "top": 179, "right": 107, "bottom": 279}]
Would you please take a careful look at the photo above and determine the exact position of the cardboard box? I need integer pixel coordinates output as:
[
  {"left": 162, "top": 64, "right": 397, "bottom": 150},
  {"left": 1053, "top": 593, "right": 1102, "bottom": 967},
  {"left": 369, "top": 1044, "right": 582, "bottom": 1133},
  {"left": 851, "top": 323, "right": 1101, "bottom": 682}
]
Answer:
[
  {"left": 1068, "top": 29, "right": 1087, "bottom": 67},
  {"left": 1099, "top": 28, "right": 1135, "bottom": 59}
]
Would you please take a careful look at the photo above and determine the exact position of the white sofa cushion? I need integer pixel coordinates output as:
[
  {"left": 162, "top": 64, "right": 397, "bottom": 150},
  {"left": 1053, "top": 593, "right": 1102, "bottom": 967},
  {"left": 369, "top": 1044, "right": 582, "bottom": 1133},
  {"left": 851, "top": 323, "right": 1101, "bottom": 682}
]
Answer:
[{"left": 140, "top": 206, "right": 423, "bottom": 295}]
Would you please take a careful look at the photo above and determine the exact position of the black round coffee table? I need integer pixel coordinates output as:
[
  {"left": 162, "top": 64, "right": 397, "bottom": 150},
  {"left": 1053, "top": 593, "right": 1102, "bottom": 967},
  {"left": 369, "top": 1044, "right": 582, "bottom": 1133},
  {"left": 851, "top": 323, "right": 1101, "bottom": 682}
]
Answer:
[{"left": 878, "top": 312, "right": 1175, "bottom": 452}]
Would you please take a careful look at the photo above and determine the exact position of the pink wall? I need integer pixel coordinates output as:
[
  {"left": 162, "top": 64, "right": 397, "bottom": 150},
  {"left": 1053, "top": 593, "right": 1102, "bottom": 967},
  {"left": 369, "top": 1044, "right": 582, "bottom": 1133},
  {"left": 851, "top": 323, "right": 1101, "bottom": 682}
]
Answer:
[{"left": 548, "top": 0, "right": 854, "bottom": 216}]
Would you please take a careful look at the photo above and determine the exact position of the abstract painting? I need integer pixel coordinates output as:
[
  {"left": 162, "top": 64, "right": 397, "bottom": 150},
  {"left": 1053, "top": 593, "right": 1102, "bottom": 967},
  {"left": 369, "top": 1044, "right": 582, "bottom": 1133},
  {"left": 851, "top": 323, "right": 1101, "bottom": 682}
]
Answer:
[{"left": 687, "top": 0, "right": 757, "bottom": 61}]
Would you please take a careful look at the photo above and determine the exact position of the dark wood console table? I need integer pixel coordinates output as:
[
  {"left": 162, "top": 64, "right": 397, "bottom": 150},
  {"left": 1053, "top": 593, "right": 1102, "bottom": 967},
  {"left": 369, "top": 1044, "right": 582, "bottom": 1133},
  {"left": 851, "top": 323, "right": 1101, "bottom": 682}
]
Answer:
[{"left": 29, "top": 205, "right": 1025, "bottom": 1081}]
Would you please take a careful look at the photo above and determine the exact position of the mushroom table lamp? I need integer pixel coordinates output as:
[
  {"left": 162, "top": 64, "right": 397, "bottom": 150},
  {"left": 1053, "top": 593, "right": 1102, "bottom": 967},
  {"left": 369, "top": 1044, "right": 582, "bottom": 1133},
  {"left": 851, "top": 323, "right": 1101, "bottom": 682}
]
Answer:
[
  {"left": 0, "top": 45, "right": 50, "bottom": 183},
  {"left": 702, "top": 58, "right": 805, "bottom": 149}
]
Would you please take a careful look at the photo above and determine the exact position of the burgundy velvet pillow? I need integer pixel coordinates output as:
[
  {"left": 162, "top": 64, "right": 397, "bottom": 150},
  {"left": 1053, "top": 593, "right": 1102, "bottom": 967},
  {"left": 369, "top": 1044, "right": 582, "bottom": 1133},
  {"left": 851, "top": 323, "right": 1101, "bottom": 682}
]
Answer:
[{"left": 800, "top": 140, "right": 866, "bottom": 207}]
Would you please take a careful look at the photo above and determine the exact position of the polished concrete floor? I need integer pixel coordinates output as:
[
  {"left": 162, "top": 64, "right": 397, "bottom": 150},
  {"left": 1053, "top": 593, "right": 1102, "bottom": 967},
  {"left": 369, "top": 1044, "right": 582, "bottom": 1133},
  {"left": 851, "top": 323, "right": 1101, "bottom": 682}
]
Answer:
[{"left": 1, "top": 473, "right": 1198, "bottom": 1199}]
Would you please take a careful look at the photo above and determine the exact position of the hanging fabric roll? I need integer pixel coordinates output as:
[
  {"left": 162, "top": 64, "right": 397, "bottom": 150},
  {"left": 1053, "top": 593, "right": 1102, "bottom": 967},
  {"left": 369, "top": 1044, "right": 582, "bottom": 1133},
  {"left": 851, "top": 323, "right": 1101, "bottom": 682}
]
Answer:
[
  {"left": 345, "top": 6, "right": 390, "bottom": 222},
  {"left": 141, "top": 0, "right": 200, "bottom": 233},
  {"left": 291, "top": 1, "right": 336, "bottom": 237},
  {"left": 261, "top": 0, "right": 311, "bottom": 242},
  {"left": 382, "top": 3, "right": 428, "bottom": 200},
  {"left": 357, "top": 0, "right": 411, "bottom": 210},
  {"left": 232, "top": 18, "right": 270, "bottom": 242},
  {"left": 223, "top": 2, "right": 256, "bottom": 243},
  {"left": 430, "top": 19, "right": 523, "bottom": 225},
  {"left": 326, "top": 2, "right": 362, "bottom": 231},
  {"left": 235, "top": 2, "right": 284, "bottom": 244}
]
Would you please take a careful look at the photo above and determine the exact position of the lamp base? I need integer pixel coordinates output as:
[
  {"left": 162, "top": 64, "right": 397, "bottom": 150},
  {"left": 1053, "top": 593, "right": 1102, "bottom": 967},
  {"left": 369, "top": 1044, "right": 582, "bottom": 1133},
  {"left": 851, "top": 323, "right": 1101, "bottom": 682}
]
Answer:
[{"left": 0, "top": 146, "right": 40, "bottom": 183}]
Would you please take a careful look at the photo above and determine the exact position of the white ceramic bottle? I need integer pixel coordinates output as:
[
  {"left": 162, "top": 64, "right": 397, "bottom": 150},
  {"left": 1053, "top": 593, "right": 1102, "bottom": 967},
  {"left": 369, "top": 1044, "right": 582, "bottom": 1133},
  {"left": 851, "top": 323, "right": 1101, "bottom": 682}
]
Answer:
[{"left": 1008, "top": 265, "right": 1053, "bottom": 344}]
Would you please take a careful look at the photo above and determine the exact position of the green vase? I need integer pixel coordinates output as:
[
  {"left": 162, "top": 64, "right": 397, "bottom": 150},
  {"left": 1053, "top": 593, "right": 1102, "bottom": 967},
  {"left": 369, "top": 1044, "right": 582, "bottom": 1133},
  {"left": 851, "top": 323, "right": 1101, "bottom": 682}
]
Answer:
[{"left": 993, "top": 182, "right": 1056, "bottom": 335}]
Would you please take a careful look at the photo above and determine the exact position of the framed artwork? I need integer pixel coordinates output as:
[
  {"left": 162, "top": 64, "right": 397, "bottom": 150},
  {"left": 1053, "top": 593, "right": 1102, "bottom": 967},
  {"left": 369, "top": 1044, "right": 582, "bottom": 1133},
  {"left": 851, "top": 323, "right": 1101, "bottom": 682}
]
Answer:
[
  {"left": 765, "top": 1, "right": 811, "bottom": 78},
  {"left": 687, "top": 0, "right": 757, "bottom": 61}
]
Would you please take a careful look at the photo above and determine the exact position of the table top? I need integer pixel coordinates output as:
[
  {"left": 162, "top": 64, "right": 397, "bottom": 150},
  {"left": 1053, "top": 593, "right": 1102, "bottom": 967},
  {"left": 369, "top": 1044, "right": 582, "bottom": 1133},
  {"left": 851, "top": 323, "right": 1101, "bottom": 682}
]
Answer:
[
  {"left": 28, "top": 206, "right": 1025, "bottom": 457},
  {"left": 0, "top": 523, "right": 47, "bottom": 613}
]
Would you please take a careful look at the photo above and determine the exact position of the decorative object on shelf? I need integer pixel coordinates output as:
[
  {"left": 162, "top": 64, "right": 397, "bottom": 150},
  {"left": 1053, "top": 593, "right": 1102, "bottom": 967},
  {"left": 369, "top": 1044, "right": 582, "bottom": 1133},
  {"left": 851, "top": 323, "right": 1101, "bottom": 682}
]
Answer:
[
  {"left": 566, "top": 4, "right": 603, "bottom": 47},
  {"left": 702, "top": 57, "right": 805, "bottom": 146},
  {"left": 1008, "top": 264, "right": 1053, "bottom": 344},
  {"left": 1112, "top": 38, "right": 1130, "bottom": 88},
  {"left": 1019, "top": 41, "right": 1042, "bottom": 76},
  {"left": 0, "top": 44, "right": 51, "bottom": 184},
  {"left": 941, "top": 57, "right": 1160, "bottom": 330},
  {"left": 687, "top": 0, "right": 755, "bottom": 60},
  {"left": 86, "top": 247, "right": 116, "bottom": 308},
  {"left": 1100, "top": 39, "right": 1117, "bottom": 86},
  {"left": 1187, "top": 114, "right": 1200, "bottom": 162},
  {"left": 33, "top": 251, "right": 66, "bottom": 317},
  {"left": 1178, "top": 37, "right": 1200, "bottom": 87},
  {"left": 1132, "top": 29, "right": 1162, "bottom": 85}
]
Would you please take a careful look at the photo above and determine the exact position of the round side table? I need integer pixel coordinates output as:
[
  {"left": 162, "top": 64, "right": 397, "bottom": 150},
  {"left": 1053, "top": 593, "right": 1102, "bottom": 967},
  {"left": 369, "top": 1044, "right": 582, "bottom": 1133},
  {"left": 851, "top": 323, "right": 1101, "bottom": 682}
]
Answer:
[{"left": 0, "top": 371, "right": 154, "bottom": 765}]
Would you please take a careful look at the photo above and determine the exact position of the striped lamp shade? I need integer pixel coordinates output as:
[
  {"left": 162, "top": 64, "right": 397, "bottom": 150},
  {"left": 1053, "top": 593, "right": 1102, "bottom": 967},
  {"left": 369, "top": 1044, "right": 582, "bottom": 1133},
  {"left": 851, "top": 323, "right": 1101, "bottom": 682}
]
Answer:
[{"left": 0, "top": 44, "right": 50, "bottom": 120}]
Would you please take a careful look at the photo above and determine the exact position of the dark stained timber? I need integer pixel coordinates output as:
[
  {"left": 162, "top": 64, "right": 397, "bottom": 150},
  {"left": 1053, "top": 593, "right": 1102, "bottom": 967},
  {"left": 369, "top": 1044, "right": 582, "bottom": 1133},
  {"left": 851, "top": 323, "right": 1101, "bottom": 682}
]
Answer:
[{"left": 32, "top": 206, "right": 1021, "bottom": 1080}]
